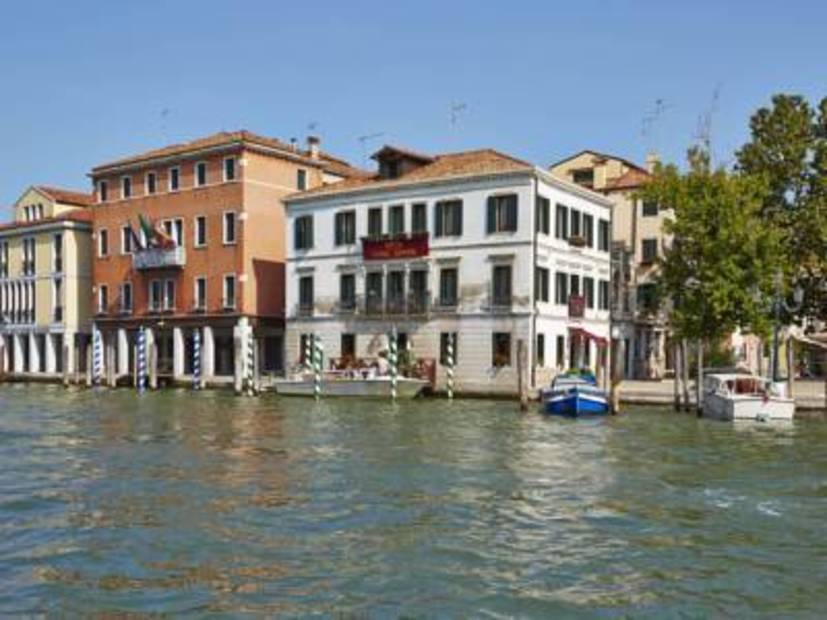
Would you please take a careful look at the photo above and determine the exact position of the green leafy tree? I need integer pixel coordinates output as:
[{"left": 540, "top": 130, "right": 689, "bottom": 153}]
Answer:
[
  {"left": 736, "top": 94, "right": 827, "bottom": 321},
  {"left": 641, "top": 146, "right": 783, "bottom": 345}
]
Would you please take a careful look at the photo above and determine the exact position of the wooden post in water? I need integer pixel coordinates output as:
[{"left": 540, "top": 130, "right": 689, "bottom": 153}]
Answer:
[
  {"left": 673, "top": 339, "right": 681, "bottom": 411},
  {"left": 62, "top": 343, "right": 70, "bottom": 388},
  {"left": 517, "top": 339, "right": 528, "bottom": 411},
  {"left": 786, "top": 337, "right": 794, "bottom": 399},
  {"left": 696, "top": 339, "right": 704, "bottom": 416},
  {"left": 681, "top": 339, "right": 691, "bottom": 412},
  {"left": 609, "top": 338, "right": 620, "bottom": 415}
]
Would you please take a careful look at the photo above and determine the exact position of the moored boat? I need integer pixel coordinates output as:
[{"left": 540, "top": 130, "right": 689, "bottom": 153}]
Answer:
[
  {"left": 540, "top": 370, "right": 610, "bottom": 416},
  {"left": 702, "top": 372, "right": 794, "bottom": 421},
  {"left": 272, "top": 370, "right": 428, "bottom": 398}
]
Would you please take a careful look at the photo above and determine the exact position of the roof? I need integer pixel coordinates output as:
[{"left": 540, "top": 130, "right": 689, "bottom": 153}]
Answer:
[
  {"left": 549, "top": 149, "right": 649, "bottom": 175},
  {"left": 288, "top": 147, "right": 534, "bottom": 201},
  {"left": 371, "top": 144, "right": 435, "bottom": 163},
  {"left": 603, "top": 168, "right": 651, "bottom": 191},
  {"left": 31, "top": 185, "right": 95, "bottom": 207},
  {"left": 0, "top": 209, "right": 92, "bottom": 234},
  {"left": 92, "top": 130, "right": 367, "bottom": 178}
]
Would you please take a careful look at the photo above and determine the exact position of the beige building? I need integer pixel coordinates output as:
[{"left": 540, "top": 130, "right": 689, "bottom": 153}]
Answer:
[
  {"left": 550, "top": 151, "right": 672, "bottom": 379},
  {"left": 0, "top": 186, "right": 94, "bottom": 379}
]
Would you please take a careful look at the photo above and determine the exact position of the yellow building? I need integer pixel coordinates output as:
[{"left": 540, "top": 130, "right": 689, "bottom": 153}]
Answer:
[
  {"left": 0, "top": 186, "right": 93, "bottom": 378},
  {"left": 550, "top": 151, "right": 672, "bottom": 379}
]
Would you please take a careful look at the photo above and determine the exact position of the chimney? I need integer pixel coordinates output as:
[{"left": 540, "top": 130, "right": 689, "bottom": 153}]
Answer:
[
  {"left": 307, "top": 135, "right": 320, "bottom": 160},
  {"left": 290, "top": 137, "right": 298, "bottom": 152},
  {"left": 645, "top": 152, "right": 659, "bottom": 174}
]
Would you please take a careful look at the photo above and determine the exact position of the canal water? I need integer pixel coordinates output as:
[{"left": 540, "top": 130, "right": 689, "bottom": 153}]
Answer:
[{"left": 1, "top": 385, "right": 826, "bottom": 617}]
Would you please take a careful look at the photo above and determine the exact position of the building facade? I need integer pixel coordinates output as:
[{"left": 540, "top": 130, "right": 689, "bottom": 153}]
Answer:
[
  {"left": 284, "top": 146, "right": 613, "bottom": 395},
  {"left": 0, "top": 186, "right": 93, "bottom": 379},
  {"left": 89, "top": 131, "right": 363, "bottom": 388},
  {"left": 550, "top": 150, "right": 672, "bottom": 379}
]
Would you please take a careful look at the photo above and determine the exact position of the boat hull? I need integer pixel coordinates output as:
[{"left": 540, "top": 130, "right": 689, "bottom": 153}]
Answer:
[
  {"left": 273, "top": 377, "right": 428, "bottom": 398},
  {"left": 703, "top": 393, "right": 795, "bottom": 421},
  {"left": 542, "top": 390, "right": 609, "bottom": 416}
]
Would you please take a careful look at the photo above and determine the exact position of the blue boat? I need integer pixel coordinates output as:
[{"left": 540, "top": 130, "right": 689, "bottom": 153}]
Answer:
[{"left": 540, "top": 370, "right": 610, "bottom": 416}]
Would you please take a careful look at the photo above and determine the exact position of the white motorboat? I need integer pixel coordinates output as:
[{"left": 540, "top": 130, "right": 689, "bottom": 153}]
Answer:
[
  {"left": 272, "top": 370, "right": 428, "bottom": 398},
  {"left": 702, "top": 372, "right": 795, "bottom": 421}
]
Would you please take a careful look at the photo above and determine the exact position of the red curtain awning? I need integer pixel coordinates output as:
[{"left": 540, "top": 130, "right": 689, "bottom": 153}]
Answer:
[{"left": 568, "top": 327, "right": 608, "bottom": 347}]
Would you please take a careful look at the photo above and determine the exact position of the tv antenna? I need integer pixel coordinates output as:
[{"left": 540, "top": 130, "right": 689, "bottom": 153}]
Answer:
[
  {"left": 694, "top": 84, "right": 722, "bottom": 159},
  {"left": 358, "top": 132, "right": 385, "bottom": 166},
  {"left": 641, "top": 98, "right": 671, "bottom": 152},
  {"left": 307, "top": 120, "right": 319, "bottom": 134},
  {"left": 450, "top": 102, "right": 467, "bottom": 127}
]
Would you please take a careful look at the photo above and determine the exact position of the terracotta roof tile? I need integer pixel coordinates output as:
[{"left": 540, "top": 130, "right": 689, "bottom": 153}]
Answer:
[
  {"left": 0, "top": 209, "right": 92, "bottom": 233},
  {"left": 550, "top": 149, "right": 650, "bottom": 175},
  {"left": 92, "top": 130, "right": 365, "bottom": 178},
  {"left": 289, "top": 147, "right": 533, "bottom": 200},
  {"left": 33, "top": 186, "right": 95, "bottom": 207},
  {"left": 603, "top": 168, "right": 651, "bottom": 191}
]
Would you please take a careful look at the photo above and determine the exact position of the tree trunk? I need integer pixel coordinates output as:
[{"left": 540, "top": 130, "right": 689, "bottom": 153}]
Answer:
[{"left": 696, "top": 339, "right": 704, "bottom": 416}]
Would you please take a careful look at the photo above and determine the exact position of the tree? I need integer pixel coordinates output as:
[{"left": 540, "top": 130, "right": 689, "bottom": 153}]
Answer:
[{"left": 736, "top": 94, "right": 827, "bottom": 322}]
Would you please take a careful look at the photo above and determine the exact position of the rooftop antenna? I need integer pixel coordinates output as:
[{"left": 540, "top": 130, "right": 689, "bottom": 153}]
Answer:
[
  {"left": 640, "top": 98, "right": 671, "bottom": 154},
  {"left": 160, "top": 107, "right": 173, "bottom": 142},
  {"left": 358, "top": 132, "right": 385, "bottom": 166},
  {"left": 307, "top": 121, "right": 319, "bottom": 134},
  {"left": 450, "top": 101, "right": 467, "bottom": 127},
  {"left": 694, "top": 84, "right": 722, "bottom": 164}
]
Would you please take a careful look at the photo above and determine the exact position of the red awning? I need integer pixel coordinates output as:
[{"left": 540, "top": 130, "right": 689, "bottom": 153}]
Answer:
[{"left": 568, "top": 327, "right": 608, "bottom": 347}]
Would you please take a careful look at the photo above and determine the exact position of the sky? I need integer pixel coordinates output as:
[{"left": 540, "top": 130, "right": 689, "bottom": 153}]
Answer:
[{"left": 0, "top": 0, "right": 825, "bottom": 209}]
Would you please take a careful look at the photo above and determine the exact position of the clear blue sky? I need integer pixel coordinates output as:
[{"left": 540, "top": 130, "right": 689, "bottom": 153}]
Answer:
[{"left": 0, "top": 1, "right": 824, "bottom": 209}]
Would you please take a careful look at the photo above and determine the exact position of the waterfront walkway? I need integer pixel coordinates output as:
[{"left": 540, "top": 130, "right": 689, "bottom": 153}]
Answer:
[{"left": 620, "top": 379, "right": 827, "bottom": 411}]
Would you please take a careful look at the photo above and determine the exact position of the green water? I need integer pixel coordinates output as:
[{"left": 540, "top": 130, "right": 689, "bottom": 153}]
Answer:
[{"left": 1, "top": 385, "right": 826, "bottom": 617}]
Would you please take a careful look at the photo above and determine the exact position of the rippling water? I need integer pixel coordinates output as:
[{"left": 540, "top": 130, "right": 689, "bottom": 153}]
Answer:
[{"left": 1, "top": 385, "right": 826, "bottom": 616}]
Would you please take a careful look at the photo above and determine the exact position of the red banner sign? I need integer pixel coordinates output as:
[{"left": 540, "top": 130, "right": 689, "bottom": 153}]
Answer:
[{"left": 362, "top": 235, "right": 429, "bottom": 260}]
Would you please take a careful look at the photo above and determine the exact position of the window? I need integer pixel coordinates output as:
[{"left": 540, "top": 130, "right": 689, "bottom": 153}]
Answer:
[
  {"left": 53, "top": 234, "right": 63, "bottom": 272},
  {"left": 584, "top": 276, "right": 595, "bottom": 309},
  {"left": 149, "top": 280, "right": 162, "bottom": 312},
  {"left": 223, "top": 275, "right": 236, "bottom": 309},
  {"left": 121, "top": 176, "right": 132, "bottom": 199},
  {"left": 486, "top": 194, "right": 518, "bottom": 233},
  {"left": 367, "top": 208, "right": 383, "bottom": 239},
  {"left": 297, "top": 169, "right": 307, "bottom": 191},
  {"left": 440, "top": 332, "right": 458, "bottom": 366},
  {"left": 163, "top": 279, "right": 176, "bottom": 311},
  {"left": 339, "top": 273, "right": 356, "bottom": 310},
  {"left": 98, "top": 181, "right": 108, "bottom": 202},
  {"left": 572, "top": 168, "right": 595, "bottom": 188},
  {"left": 194, "top": 277, "right": 207, "bottom": 310},
  {"left": 23, "top": 238, "right": 36, "bottom": 275},
  {"left": 169, "top": 166, "right": 180, "bottom": 191},
  {"left": 492, "top": 265, "right": 512, "bottom": 306},
  {"left": 492, "top": 333, "right": 511, "bottom": 367},
  {"left": 536, "top": 196, "right": 550, "bottom": 234},
  {"left": 439, "top": 267, "right": 458, "bottom": 307},
  {"left": 434, "top": 200, "right": 463, "bottom": 237},
  {"left": 341, "top": 333, "right": 356, "bottom": 359},
  {"left": 121, "top": 225, "right": 133, "bottom": 255},
  {"left": 0, "top": 241, "right": 7, "bottom": 278},
  {"left": 194, "top": 216, "right": 207, "bottom": 247},
  {"left": 98, "top": 229, "right": 109, "bottom": 257},
  {"left": 223, "top": 212, "right": 237, "bottom": 245},
  {"left": 642, "top": 238, "right": 658, "bottom": 263},
  {"left": 387, "top": 271, "right": 405, "bottom": 310},
  {"left": 570, "top": 208, "right": 581, "bottom": 238},
  {"left": 642, "top": 200, "right": 658, "bottom": 217},
  {"left": 583, "top": 214, "right": 594, "bottom": 247},
  {"left": 366, "top": 272, "right": 383, "bottom": 311},
  {"left": 555, "top": 271, "right": 568, "bottom": 305},
  {"left": 52, "top": 277, "right": 63, "bottom": 322},
  {"left": 224, "top": 157, "right": 236, "bottom": 182},
  {"left": 555, "top": 204, "right": 569, "bottom": 239},
  {"left": 97, "top": 285, "right": 108, "bottom": 314},
  {"left": 556, "top": 335, "right": 566, "bottom": 369},
  {"left": 146, "top": 172, "right": 157, "bottom": 195},
  {"left": 162, "top": 218, "right": 184, "bottom": 247},
  {"left": 195, "top": 162, "right": 207, "bottom": 187},
  {"left": 536, "top": 333, "right": 545, "bottom": 367},
  {"left": 120, "top": 282, "right": 133, "bottom": 313},
  {"left": 637, "top": 283, "right": 657, "bottom": 312},
  {"left": 294, "top": 215, "right": 313, "bottom": 250},
  {"left": 389, "top": 205, "right": 405, "bottom": 235},
  {"left": 599, "top": 280, "right": 610, "bottom": 311},
  {"left": 411, "top": 203, "right": 427, "bottom": 234},
  {"left": 535, "top": 267, "right": 549, "bottom": 302},
  {"left": 570, "top": 274, "right": 580, "bottom": 297},
  {"left": 598, "top": 219, "right": 610, "bottom": 252},
  {"left": 299, "top": 276, "right": 314, "bottom": 313},
  {"left": 334, "top": 211, "right": 356, "bottom": 246}
]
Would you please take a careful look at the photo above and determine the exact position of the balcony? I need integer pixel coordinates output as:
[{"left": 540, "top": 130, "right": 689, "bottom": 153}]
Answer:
[
  {"left": 333, "top": 291, "right": 431, "bottom": 318},
  {"left": 567, "top": 235, "right": 586, "bottom": 248},
  {"left": 133, "top": 246, "right": 186, "bottom": 270}
]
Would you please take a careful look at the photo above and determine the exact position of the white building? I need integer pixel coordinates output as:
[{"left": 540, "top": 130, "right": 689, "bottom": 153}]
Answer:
[{"left": 283, "top": 146, "right": 613, "bottom": 395}]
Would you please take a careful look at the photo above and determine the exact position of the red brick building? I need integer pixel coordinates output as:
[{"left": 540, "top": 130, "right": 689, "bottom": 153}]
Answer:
[{"left": 89, "top": 131, "right": 363, "bottom": 386}]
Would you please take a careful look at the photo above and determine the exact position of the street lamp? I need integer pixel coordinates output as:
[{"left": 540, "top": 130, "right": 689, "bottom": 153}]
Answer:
[{"left": 771, "top": 271, "right": 804, "bottom": 382}]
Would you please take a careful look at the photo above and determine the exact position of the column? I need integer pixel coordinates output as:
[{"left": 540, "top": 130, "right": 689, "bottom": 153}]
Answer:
[
  {"left": 117, "top": 329, "right": 129, "bottom": 377},
  {"left": 28, "top": 332, "right": 40, "bottom": 373},
  {"left": 202, "top": 325, "right": 215, "bottom": 383},
  {"left": 13, "top": 334, "right": 24, "bottom": 373},
  {"left": 45, "top": 333, "right": 57, "bottom": 374},
  {"left": 172, "top": 326, "right": 185, "bottom": 380},
  {"left": 63, "top": 331, "right": 74, "bottom": 386},
  {"left": 0, "top": 334, "right": 7, "bottom": 373},
  {"left": 106, "top": 332, "right": 117, "bottom": 387}
]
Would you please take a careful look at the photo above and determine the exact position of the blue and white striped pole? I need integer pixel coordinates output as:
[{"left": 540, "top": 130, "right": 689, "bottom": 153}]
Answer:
[
  {"left": 192, "top": 328, "right": 201, "bottom": 390},
  {"left": 313, "top": 335, "right": 323, "bottom": 400},
  {"left": 136, "top": 326, "right": 147, "bottom": 394},
  {"left": 389, "top": 327, "right": 398, "bottom": 400},
  {"left": 92, "top": 324, "right": 103, "bottom": 387},
  {"left": 304, "top": 334, "right": 313, "bottom": 372},
  {"left": 246, "top": 328, "right": 255, "bottom": 396},
  {"left": 446, "top": 334, "right": 455, "bottom": 400}
]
